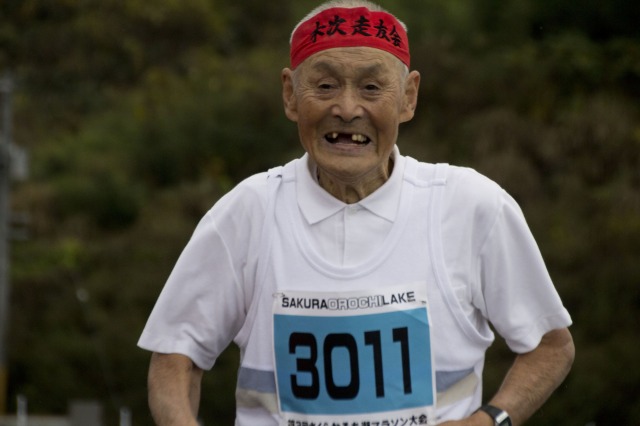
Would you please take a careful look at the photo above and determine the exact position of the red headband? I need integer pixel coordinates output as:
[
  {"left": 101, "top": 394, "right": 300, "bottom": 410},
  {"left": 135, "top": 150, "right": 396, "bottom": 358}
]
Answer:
[{"left": 290, "top": 7, "right": 410, "bottom": 69}]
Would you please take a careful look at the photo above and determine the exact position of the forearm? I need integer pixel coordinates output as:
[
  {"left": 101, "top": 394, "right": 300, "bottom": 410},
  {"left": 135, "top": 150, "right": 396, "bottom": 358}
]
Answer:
[
  {"left": 439, "top": 328, "right": 574, "bottom": 426},
  {"left": 148, "top": 352, "right": 204, "bottom": 426},
  {"left": 485, "top": 327, "right": 575, "bottom": 425}
]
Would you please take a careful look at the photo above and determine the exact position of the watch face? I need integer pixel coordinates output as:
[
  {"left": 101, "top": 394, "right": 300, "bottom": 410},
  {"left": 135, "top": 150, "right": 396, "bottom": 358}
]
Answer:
[
  {"left": 495, "top": 411, "right": 512, "bottom": 426},
  {"left": 480, "top": 405, "right": 511, "bottom": 426}
]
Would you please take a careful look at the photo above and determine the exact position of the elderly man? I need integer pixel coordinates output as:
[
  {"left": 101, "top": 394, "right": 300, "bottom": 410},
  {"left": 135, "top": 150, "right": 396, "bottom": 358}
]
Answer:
[{"left": 138, "top": 1, "right": 575, "bottom": 425}]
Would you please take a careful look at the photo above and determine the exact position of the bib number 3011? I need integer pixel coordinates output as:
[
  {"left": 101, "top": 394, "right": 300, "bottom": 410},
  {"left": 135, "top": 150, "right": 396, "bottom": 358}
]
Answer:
[
  {"left": 289, "top": 327, "right": 411, "bottom": 400},
  {"left": 274, "top": 307, "right": 434, "bottom": 416}
]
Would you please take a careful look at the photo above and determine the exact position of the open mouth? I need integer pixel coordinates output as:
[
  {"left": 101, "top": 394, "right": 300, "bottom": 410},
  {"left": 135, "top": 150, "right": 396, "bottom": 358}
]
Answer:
[{"left": 325, "top": 132, "right": 371, "bottom": 145}]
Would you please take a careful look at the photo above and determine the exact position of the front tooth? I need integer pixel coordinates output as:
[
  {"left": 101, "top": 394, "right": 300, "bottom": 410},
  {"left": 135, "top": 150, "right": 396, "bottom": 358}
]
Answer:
[
  {"left": 331, "top": 132, "right": 338, "bottom": 139},
  {"left": 352, "top": 134, "right": 365, "bottom": 142}
]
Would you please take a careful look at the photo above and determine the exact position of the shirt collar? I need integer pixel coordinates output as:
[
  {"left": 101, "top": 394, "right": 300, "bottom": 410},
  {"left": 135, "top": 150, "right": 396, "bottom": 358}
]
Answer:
[{"left": 296, "top": 145, "right": 405, "bottom": 225}]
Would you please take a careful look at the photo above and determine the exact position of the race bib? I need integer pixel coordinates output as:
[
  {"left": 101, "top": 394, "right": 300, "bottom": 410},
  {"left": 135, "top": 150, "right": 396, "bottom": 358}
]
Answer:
[{"left": 273, "top": 284, "right": 436, "bottom": 426}]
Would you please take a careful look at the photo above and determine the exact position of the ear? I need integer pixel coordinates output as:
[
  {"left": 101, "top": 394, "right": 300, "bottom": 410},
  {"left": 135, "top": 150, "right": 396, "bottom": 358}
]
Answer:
[
  {"left": 282, "top": 68, "right": 298, "bottom": 122},
  {"left": 399, "top": 70, "right": 420, "bottom": 123}
]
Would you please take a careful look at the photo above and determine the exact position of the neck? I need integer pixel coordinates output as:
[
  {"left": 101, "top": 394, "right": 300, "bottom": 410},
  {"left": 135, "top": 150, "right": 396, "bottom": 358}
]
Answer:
[{"left": 316, "top": 158, "right": 394, "bottom": 204}]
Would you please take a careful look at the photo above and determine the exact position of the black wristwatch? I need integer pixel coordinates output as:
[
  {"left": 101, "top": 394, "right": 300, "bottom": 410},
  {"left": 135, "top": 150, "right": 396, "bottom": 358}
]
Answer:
[{"left": 477, "top": 404, "right": 512, "bottom": 426}]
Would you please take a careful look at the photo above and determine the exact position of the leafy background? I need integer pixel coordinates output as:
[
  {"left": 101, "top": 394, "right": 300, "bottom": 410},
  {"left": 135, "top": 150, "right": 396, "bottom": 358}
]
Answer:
[{"left": 2, "top": 0, "right": 639, "bottom": 424}]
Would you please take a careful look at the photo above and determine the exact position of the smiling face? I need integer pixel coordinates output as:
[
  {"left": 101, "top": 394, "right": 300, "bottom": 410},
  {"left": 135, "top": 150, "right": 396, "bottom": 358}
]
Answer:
[{"left": 282, "top": 47, "right": 420, "bottom": 201}]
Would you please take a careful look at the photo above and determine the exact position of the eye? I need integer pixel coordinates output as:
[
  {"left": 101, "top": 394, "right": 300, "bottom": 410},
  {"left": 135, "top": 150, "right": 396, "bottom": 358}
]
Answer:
[{"left": 362, "top": 80, "right": 384, "bottom": 94}]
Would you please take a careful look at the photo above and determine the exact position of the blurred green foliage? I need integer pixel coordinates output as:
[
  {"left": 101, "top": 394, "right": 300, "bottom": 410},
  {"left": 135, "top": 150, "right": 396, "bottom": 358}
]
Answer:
[{"left": 2, "top": 0, "right": 639, "bottom": 424}]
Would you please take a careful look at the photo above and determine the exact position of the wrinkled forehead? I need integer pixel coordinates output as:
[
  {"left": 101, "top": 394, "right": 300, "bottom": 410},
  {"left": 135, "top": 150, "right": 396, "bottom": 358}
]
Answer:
[
  {"left": 290, "top": 7, "right": 410, "bottom": 70},
  {"left": 297, "top": 46, "right": 408, "bottom": 78}
]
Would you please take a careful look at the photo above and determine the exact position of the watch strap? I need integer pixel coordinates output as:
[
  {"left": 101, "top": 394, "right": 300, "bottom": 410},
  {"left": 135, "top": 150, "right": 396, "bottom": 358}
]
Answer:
[{"left": 478, "top": 404, "right": 512, "bottom": 426}]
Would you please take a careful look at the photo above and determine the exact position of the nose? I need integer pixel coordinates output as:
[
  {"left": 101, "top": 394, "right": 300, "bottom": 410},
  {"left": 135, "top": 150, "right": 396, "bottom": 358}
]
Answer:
[{"left": 331, "top": 86, "right": 363, "bottom": 122}]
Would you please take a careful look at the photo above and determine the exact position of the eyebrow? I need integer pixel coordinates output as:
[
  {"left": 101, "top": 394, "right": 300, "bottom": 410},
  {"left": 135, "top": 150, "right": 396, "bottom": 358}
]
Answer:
[{"left": 311, "top": 60, "right": 386, "bottom": 78}]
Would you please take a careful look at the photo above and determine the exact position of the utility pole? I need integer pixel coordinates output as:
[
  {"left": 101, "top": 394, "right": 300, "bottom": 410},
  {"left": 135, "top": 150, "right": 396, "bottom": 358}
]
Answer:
[{"left": 0, "top": 71, "right": 15, "bottom": 415}]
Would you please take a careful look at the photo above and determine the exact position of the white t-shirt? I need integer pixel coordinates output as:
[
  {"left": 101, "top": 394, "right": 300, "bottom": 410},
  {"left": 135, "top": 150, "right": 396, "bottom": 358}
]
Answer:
[{"left": 138, "top": 147, "right": 572, "bottom": 422}]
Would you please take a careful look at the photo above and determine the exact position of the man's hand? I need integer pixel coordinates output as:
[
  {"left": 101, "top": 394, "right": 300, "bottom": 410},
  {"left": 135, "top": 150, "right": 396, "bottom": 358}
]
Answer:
[{"left": 148, "top": 352, "right": 204, "bottom": 426}]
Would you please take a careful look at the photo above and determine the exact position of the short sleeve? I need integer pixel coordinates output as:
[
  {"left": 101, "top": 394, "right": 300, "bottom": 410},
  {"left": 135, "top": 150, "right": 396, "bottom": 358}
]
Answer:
[
  {"left": 137, "top": 173, "right": 269, "bottom": 369},
  {"left": 475, "top": 191, "right": 572, "bottom": 353}
]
